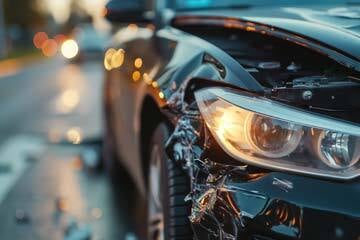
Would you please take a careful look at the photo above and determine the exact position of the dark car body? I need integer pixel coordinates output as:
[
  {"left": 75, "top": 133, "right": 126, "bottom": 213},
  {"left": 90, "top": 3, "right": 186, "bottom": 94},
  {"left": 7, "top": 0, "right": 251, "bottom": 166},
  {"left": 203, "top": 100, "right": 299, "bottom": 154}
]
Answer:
[{"left": 103, "top": 1, "right": 360, "bottom": 239}]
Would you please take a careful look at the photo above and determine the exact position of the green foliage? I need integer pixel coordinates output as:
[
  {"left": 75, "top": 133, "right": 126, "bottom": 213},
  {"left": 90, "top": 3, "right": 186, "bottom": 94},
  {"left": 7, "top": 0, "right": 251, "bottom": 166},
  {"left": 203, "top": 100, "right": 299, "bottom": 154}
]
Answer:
[{"left": 3, "top": 0, "right": 45, "bottom": 28}]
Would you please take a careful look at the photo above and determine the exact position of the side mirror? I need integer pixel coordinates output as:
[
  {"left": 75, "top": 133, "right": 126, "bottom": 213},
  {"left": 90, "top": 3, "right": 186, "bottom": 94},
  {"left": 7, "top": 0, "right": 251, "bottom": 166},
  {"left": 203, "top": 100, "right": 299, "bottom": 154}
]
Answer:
[{"left": 105, "top": 0, "right": 150, "bottom": 23}]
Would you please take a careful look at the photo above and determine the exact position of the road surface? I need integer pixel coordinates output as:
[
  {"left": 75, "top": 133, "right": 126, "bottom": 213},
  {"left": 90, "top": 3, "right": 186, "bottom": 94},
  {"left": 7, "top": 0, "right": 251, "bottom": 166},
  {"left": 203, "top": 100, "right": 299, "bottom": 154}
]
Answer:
[{"left": 0, "top": 57, "right": 143, "bottom": 240}]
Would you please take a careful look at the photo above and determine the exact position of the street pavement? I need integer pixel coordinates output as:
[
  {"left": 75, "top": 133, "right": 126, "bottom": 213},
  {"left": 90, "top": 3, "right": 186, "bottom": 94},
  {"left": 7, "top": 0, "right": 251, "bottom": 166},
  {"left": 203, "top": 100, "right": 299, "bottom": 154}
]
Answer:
[
  {"left": 0, "top": 57, "right": 143, "bottom": 240},
  {"left": 0, "top": 57, "right": 102, "bottom": 143}
]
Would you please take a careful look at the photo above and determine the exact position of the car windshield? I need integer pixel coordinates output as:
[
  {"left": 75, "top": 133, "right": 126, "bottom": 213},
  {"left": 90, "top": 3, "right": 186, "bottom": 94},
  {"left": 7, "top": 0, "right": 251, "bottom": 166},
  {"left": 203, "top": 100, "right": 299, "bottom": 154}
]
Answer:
[{"left": 175, "top": 0, "right": 360, "bottom": 9}]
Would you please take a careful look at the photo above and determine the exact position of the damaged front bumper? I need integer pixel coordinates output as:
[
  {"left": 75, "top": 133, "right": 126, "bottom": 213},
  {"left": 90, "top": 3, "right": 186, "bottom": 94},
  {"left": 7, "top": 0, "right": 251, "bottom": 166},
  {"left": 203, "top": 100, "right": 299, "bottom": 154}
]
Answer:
[
  {"left": 164, "top": 91, "right": 360, "bottom": 240},
  {"left": 192, "top": 171, "right": 360, "bottom": 240}
]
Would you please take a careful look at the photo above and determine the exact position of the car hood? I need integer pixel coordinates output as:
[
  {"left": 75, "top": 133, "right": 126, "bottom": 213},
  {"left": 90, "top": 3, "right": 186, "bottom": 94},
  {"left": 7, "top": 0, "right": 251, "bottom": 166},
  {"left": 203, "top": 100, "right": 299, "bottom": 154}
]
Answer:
[{"left": 176, "top": 4, "right": 360, "bottom": 63}]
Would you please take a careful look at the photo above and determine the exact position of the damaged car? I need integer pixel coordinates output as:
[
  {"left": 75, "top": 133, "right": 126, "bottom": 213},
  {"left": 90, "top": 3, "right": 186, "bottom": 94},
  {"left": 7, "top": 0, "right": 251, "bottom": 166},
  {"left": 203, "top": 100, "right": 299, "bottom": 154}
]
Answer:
[{"left": 102, "top": 0, "right": 360, "bottom": 239}]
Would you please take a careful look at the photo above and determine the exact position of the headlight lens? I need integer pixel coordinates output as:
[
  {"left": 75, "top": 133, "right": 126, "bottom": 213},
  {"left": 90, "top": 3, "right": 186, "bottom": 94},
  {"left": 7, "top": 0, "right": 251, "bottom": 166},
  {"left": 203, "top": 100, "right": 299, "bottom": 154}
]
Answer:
[{"left": 195, "top": 87, "right": 360, "bottom": 180}]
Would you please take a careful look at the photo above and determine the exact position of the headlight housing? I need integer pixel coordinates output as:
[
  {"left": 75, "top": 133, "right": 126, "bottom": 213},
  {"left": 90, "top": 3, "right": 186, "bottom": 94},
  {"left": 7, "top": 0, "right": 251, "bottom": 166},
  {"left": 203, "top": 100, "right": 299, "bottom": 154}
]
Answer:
[{"left": 195, "top": 87, "right": 360, "bottom": 180}]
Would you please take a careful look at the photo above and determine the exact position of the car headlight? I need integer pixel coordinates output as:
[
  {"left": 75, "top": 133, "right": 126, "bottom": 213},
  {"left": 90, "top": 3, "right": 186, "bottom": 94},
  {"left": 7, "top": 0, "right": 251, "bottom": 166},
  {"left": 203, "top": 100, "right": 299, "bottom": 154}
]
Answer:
[{"left": 195, "top": 87, "right": 360, "bottom": 180}]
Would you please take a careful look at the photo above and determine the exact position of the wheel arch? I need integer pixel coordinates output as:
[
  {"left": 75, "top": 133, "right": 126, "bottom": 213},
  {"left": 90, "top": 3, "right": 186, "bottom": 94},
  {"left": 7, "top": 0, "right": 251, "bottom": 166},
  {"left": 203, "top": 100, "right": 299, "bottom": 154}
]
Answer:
[{"left": 140, "top": 95, "right": 171, "bottom": 190}]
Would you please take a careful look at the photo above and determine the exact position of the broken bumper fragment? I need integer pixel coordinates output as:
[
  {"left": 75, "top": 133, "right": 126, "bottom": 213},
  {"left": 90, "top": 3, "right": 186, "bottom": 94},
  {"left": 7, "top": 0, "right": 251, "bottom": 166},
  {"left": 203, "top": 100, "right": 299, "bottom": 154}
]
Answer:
[{"left": 165, "top": 110, "right": 360, "bottom": 240}]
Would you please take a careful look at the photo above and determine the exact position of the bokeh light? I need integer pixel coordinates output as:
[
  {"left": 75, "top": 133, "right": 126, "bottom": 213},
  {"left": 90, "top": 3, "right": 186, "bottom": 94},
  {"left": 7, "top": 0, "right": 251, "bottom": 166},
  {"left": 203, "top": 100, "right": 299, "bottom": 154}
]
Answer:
[
  {"left": 127, "top": 24, "right": 139, "bottom": 33},
  {"left": 61, "top": 39, "right": 79, "bottom": 59},
  {"left": 33, "top": 32, "right": 49, "bottom": 49},
  {"left": 134, "top": 58, "right": 143, "bottom": 69},
  {"left": 101, "top": 7, "right": 108, "bottom": 17},
  {"left": 54, "top": 34, "right": 67, "bottom": 45},
  {"left": 159, "top": 92, "right": 165, "bottom": 99},
  {"left": 104, "top": 48, "right": 116, "bottom": 70},
  {"left": 66, "top": 127, "right": 83, "bottom": 145},
  {"left": 132, "top": 71, "right": 141, "bottom": 82},
  {"left": 42, "top": 39, "right": 58, "bottom": 57},
  {"left": 152, "top": 81, "right": 158, "bottom": 88},
  {"left": 56, "top": 89, "right": 80, "bottom": 113},
  {"left": 111, "top": 49, "right": 125, "bottom": 68},
  {"left": 147, "top": 24, "right": 155, "bottom": 31},
  {"left": 143, "top": 73, "right": 153, "bottom": 85}
]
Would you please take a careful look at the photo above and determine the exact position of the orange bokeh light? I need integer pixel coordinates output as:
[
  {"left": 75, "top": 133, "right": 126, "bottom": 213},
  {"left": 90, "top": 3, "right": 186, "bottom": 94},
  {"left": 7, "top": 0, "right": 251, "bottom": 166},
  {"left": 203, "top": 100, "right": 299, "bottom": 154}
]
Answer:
[
  {"left": 132, "top": 71, "right": 141, "bottom": 82},
  {"left": 101, "top": 7, "right": 108, "bottom": 18},
  {"left": 127, "top": 24, "right": 139, "bottom": 32},
  {"left": 134, "top": 58, "right": 143, "bottom": 69},
  {"left": 147, "top": 24, "right": 155, "bottom": 31},
  {"left": 152, "top": 81, "right": 158, "bottom": 88},
  {"left": 54, "top": 34, "right": 67, "bottom": 45},
  {"left": 143, "top": 73, "right": 153, "bottom": 85},
  {"left": 42, "top": 39, "right": 58, "bottom": 57},
  {"left": 159, "top": 92, "right": 165, "bottom": 99},
  {"left": 111, "top": 49, "right": 125, "bottom": 68},
  {"left": 33, "top": 32, "right": 49, "bottom": 49}
]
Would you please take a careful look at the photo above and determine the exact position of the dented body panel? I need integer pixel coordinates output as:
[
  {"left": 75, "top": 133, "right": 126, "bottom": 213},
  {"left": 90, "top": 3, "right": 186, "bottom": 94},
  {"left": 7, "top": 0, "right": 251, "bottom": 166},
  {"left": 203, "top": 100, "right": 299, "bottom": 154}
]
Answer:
[
  {"left": 105, "top": 26, "right": 264, "bottom": 195},
  {"left": 164, "top": 92, "right": 360, "bottom": 239},
  {"left": 104, "top": 2, "right": 360, "bottom": 239}
]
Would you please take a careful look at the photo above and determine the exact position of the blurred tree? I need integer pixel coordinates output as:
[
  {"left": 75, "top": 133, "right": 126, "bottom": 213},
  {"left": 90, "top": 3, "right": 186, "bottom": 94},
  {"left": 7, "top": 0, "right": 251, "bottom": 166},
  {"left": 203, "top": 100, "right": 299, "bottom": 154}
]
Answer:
[{"left": 3, "top": 0, "right": 45, "bottom": 29}]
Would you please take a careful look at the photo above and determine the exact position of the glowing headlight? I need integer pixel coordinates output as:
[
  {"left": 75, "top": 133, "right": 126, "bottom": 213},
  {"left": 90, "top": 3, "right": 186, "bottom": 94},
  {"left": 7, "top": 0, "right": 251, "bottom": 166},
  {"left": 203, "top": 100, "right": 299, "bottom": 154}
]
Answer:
[{"left": 195, "top": 87, "right": 360, "bottom": 180}]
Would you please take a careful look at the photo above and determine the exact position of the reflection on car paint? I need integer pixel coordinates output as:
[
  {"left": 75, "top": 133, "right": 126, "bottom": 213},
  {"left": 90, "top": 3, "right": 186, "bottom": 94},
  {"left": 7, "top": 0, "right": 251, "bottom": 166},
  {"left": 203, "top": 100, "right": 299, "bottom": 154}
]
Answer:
[
  {"left": 272, "top": 177, "right": 294, "bottom": 193},
  {"left": 173, "top": 16, "right": 360, "bottom": 71}
]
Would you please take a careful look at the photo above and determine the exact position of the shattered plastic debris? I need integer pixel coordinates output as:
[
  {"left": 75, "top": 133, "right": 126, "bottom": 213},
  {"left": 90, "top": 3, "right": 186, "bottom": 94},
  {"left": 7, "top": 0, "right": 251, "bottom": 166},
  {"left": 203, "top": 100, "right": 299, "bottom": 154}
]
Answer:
[
  {"left": 64, "top": 217, "right": 92, "bottom": 240},
  {"left": 190, "top": 188, "right": 217, "bottom": 223},
  {"left": 166, "top": 116, "right": 200, "bottom": 169},
  {"left": 15, "top": 209, "right": 30, "bottom": 224},
  {"left": 165, "top": 95, "right": 247, "bottom": 239},
  {"left": 164, "top": 82, "right": 304, "bottom": 239},
  {"left": 54, "top": 200, "right": 92, "bottom": 240}
]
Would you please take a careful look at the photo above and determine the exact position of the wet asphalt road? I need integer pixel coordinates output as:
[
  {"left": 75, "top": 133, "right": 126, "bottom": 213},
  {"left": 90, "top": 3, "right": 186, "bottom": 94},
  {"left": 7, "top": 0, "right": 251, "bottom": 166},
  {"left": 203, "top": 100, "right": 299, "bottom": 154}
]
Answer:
[
  {"left": 0, "top": 58, "right": 143, "bottom": 240},
  {"left": 0, "top": 57, "right": 102, "bottom": 142}
]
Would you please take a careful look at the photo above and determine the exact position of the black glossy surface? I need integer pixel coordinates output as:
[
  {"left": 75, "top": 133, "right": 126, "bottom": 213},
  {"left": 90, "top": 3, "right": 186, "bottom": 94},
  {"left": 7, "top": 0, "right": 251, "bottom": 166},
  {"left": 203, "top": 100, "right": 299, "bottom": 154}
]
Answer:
[
  {"left": 178, "top": 5, "right": 360, "bottom": 61},
  {"left": 227, "top": 172, "right": 360, "bottom": 239},
  {"left": 104, "top": 2, "right": 360, "bottom": 239}
]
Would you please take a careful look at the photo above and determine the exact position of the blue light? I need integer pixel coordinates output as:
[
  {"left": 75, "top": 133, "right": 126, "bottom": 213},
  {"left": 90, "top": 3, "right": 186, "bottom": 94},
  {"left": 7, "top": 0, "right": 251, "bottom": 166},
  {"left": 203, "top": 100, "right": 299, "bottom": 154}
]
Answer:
[{"left": 182, "top": 0, "right": 212, "bottom": 8}]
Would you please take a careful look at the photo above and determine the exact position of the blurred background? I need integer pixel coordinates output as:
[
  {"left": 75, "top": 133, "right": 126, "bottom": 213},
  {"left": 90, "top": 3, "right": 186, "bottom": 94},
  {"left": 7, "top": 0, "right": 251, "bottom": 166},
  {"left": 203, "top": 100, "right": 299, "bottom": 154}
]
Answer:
[
  {"left": 0, "top": 0, "right": 110, "bottom": 60},
  {"left": 0, "top": 0, "right": 142, "bottom": 239}
]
